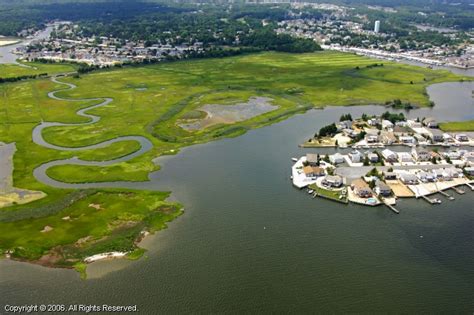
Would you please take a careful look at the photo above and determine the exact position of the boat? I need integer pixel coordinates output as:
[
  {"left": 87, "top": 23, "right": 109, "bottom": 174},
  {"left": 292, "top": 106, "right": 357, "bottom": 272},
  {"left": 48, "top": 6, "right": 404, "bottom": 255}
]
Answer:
[
  {"left": 308, "top": 189, "right": 314, "bottom": 194},
  {"left": 292, "top": 157, "right": 298, "bottom": 162}
]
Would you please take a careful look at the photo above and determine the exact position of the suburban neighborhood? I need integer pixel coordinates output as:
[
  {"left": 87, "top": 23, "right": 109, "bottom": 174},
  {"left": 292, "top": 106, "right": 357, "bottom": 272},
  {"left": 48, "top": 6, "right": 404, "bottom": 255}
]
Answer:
[{"left": 291, "top": 113, "right": 474, "bottom": 212}]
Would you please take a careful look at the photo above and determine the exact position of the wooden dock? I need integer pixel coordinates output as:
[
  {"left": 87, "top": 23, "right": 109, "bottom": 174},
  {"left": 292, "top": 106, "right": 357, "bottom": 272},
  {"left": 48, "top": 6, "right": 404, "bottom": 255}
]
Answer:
[
  {"left": 383, "top": 202, "right": 400, "bottom": 214},
  {"left": 465, "top": 182, "right": 474, "bottom": 191},
  {"left": 420, "top": 195, "right": 440, "bottom": 204},
  {"left": 451, "top": 186, "right": 465, "bottom": 195},
  {"left": 437, "top": 189, "right": 455, "bottom": 200}
]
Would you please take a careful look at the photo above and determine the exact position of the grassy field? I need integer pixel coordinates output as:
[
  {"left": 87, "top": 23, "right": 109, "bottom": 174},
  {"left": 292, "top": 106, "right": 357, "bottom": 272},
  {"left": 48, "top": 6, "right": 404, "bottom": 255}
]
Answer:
[
  {"left": 0, "top": 51, "right": 468, "bottom": 271},
  {"left": 0, "top": 62, "right": 77, "bottom": 79},
  {"left": 440, "top": 120, "right": 474, "bottom": 131}
]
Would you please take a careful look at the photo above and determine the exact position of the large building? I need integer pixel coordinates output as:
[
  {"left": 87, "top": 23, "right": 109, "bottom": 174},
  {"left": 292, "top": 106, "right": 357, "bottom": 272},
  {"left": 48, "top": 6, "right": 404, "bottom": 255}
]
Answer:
[{"left": 374, "top": 20, "right": 380, "bottom": 33}]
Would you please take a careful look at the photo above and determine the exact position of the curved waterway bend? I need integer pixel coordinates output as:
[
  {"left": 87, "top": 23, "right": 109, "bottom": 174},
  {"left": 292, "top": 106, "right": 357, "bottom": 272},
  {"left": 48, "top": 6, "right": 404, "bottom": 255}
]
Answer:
[{"left": 32, "top": 77, "right": 153, "bottom": 189}]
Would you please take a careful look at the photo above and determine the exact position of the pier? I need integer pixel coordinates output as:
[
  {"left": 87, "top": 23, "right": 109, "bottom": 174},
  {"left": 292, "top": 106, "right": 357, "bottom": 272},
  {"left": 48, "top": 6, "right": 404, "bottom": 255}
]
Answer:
[
  {"left": 466, "top": 182, "right": 474, "bottom": 191},
  {"left": 451, "top": 186, "right": 465, "bottom": 195},
  {"left": 437, "top": 189, "right": 455, "bottom": 200},
  {"left": 383, "top": 201, "right": 400, "bottom": 214},
  {"left": 420, "top": 195, "right": 440, "bottom": 204}
]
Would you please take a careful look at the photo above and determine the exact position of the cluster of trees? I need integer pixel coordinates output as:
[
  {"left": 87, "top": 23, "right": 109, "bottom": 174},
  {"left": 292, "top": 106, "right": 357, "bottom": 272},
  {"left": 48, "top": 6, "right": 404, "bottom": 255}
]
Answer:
[
  {"left": 240, "top": 29, "right": 321, "bottom": 53},
  {"left": 317, "top": 123, "right": 338, "bottom": 137},
  {"left": 385, "top": 99, "right": 414, "bottom": 110},
  {"left": 0, "top": 73, "right": 47, "bottom": 84},
  {"left": 339, "top": 114, "right": 353, "bottom": 121},
  {"left": 381, "top": 111, "right": 405, "bottom": 123}
]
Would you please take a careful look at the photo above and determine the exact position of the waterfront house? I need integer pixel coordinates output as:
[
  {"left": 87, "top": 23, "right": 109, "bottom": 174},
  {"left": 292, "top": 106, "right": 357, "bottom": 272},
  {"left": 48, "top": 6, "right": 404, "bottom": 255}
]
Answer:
[
  {"left": 423, "top": 117, "right": 438, "bottom": 128},
  {"left": 368, "top": 153, "right": 379, "bottom": 163},
  {"left": 351, "top": 179, "right": 372, "bottom": 198},
  {"left": 417, "top": 171, "right": 436, "bottom": 182},
  {"left": 368, "top": 118, "right": 380, "bottom": 126},
  {"left": 411, "top": 148, "right": 431, "bottom": 162},
  {"left": 393, "top": 125, "right": 412, "bottom": 137},
  {"left": 444, "top": 150, "right": 461, "bottom": 160},
  {"left": 447, "top": 168, "right": 463, "bottom": 178},
  {"left": 464, "top": 167, "right": 474, "bottom": 176},
  {"left": 455, "top": 134, "right": 469, "bottom": 142},
  {"left": 306, "top": 153, "right": 319, "bottom": 166},
  {"left": 381, "top": 120, "right": 393, "bottom": 130},
  {"left": 375, "top": 180, "right": 391, "bottom": 197},
  {"left": 399, "top": 136, "right": 416, "bottom": 145},
  {"left": 382, "top": 149, "right": 397, "bottom": 162},
  {"left": 407, "top": 120, "right": 422, "bottom": 128},
  {"left": 329, "top": 153, "right": 345, "bottom": 165},
  {"left": 322, "top": 175, "right": 343, "bottom": 188},
  {"left": 462, "top": 152, "right": 474, "bottom": 164},
  {"left": 337, "top": 120, "right": 352, "bottom": 130},
  {"left": 349, "top": 150, "right": 362, "bottom": 163},
  {"left": 399, "top": 173, "right": 418, "bottom": 185},
  {"left": 383, "top": 172, "right": 397, "bottom": 180},
  {"left": 428, "top": 129, "right": 444, "bottom": 142},
  {"left": 303, "top": 166, "right": 325, "bottom": 178},
  {"left": 380, "top": 131, "right": 396, "bottom": 145},
  {"left": 398, "top": 152, "right": 413, "bottom": 163}
]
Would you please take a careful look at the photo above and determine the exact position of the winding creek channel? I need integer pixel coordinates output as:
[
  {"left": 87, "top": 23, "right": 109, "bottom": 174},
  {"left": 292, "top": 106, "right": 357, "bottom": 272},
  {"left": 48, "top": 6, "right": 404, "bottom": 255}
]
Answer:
[
  {"left": 0, "top": 78, "right": 473, "bottom": 312},
  {"left": 32, "top": 77, "right": 153, "bottom": 189}
]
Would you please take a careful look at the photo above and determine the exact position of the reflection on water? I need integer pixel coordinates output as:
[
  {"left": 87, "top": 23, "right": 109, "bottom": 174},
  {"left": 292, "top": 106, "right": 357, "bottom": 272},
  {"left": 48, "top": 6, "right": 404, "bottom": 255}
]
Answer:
[{"left": 0, "top": 82, "right": 473, "bottom": 313}]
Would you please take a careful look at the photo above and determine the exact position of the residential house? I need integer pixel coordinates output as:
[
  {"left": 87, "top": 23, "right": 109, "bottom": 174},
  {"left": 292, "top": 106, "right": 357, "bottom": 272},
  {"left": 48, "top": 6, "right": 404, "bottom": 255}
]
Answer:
[
  {"left": 462, "top": 152, "right": 474, "bottom": 164},
  {"left": 375, "top": 180, "right": 391, "bottom": 197},
  {"left": 383, "top": 172, "right": 397, "bottom": 180},
  {"left": 399, "top": 136, "right": 416, "bottom": 145},
  {"left": 428, "top": 129, "right": 444, "bottom": 142},
  {"left": 303, "top": 166, "right": 325, "bottom": 178},
  {"left": 417, "top": 171, "right": 436, "bottom": 182},
  {"left": 380, "top": 131, "right": 396, "bottom": 145},
  {"left": 398, "top": 152, "right": 413, "bottom": 163},
  {"left": 382, "top": 149, "right": 397, "bottom": 162},
  {"left": 407, "top": 120, "right": 422, "bottom": 128},
  {"left": 349, "top": 150, "right": 362, "bottom": 163},
  {"left": 351, "top": 178, "right": 372, "bottom": 198},
  {"left": 455, "top": 134, "right": 469, "bottom": 142},
  {"left": 399, "top": 173, "right": 419, "bottom": 185},
  {"left": 464, "top": 167, "right": 474, "bottom": 176},
  {"left": 393, "top": 125, "right": 412, "bottom": 137},
  {"left": 306, "top": 154, "right": 319, "bottom": 166},
  {"left": 367, "top": 118, "right": 380, "bottom": 126},
  {"left": 329, "top": 153, "right": 344, "bottom": 165},
  {"left": 368, "top": 153, "right": 379, "bottom": 163},
  {"left": 381, "top": 120, "right": 393, "bottom": 130},
  {"left": 423, "top": 117, "right": 438, "bottom": 128},
  {"left": 322, "top": 175, "right": 343, "bottom": 188},
  {"left": 411, "top": 148, "right": 431, "bottom": 162}
]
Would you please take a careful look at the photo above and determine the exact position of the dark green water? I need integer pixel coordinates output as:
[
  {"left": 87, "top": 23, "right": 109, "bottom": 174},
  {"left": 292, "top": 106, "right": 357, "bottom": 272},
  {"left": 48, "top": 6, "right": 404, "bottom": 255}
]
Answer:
[{"left": 1, "top": 82, "right": 473, "bottom": 313}]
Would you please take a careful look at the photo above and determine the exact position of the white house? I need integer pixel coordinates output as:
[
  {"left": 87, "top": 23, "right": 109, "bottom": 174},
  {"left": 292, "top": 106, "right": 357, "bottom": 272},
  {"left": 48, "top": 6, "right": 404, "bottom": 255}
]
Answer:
[
  {"left": 382, "top": 149, "right": 397, "bottom": 162},
  {"left": 348, "top": 150, "right": 362, "bottom": 163},
  {"left": 381, "top": 120, "right": 394, "bottom": 130},
  {"left": 411, "top": 148, "right": 431, "bottom": 162},
  {"left": 455, "top": 134, "right": 469, "bottom": 142},
  {"left": 397, "top": 152, "right": 413, "bottom": 163},
  {"left": 329, "top": 153, "right": 345, "bottom": 165}
]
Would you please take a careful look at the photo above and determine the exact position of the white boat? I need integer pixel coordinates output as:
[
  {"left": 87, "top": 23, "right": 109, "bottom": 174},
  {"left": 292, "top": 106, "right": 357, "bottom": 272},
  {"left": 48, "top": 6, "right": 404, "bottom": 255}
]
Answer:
[
  {"left": 292, "top": 157, "right": 298, "bottom": 162},
  {"left": 308, "top": 189, "right": 314, "bottom": 194}
]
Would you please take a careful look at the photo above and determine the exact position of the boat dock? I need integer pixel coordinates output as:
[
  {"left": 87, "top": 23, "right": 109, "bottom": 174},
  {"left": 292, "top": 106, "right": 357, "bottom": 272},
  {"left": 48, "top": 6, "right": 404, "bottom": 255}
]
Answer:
[
  {"left": 451, "top": 186, "right": 465, "bottom": 194},
  {"left": 437, "top": 189, "right": 455, "bottom": 200},
  {"left": 466, "top": 182, "right": 474, "bottom": 191},
  {"left": 420, "top": 195, "right": 441, "bottom": 204},
  {"left": 383, "top": 201, "right": 400, "bottom": 214}
]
